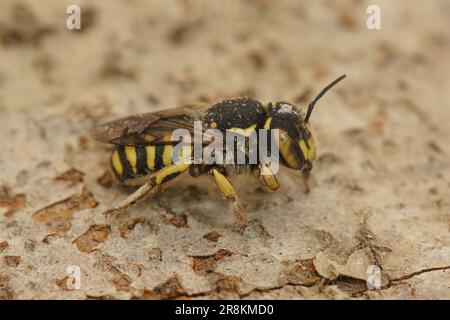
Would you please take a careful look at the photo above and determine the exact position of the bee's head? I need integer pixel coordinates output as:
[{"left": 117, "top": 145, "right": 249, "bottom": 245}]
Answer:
[{"left": 265, "top": 75, "right": 346, "bottom": 171}]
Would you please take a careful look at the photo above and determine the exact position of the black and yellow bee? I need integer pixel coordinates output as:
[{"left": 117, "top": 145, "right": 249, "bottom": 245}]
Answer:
[{"left": 91, "top": 75, "right": 345, "bottom": 227}]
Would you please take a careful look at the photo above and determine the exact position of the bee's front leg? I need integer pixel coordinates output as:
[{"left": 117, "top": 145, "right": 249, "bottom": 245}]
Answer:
[
  {"left": 260, "top": 164, "right": 280, "bottom": 191},
  {"left": 211, "top": 168, "right": 247, "bottom": 229},
  {"left": 104, "top": 163, "right": 191, "bottom": 217},
  {"left": 301, "top": 170, "right": 310, "bottom": 194}
]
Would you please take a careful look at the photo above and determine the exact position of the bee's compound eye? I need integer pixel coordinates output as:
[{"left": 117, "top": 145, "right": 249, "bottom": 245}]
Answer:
[{"left": 299, "top": 128, "right": 316, "bottom": 163}]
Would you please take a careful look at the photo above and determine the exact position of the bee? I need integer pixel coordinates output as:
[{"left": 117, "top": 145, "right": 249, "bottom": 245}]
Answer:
[{"left": 91, "top": 75, "right": 346, "bottom": 228}]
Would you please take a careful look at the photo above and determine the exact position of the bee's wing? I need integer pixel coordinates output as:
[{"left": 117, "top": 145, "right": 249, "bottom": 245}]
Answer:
[{"left": 91, "top": 104, "right": 209, "bottom": 146}]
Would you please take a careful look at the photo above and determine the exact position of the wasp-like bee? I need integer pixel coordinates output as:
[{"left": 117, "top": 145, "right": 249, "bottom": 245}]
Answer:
[{"left": 91, "top": 75, "right": 345, "bottom": 227}]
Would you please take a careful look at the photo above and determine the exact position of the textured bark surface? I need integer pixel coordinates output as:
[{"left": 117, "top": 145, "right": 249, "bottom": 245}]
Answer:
[{"left": 0, "top": 0, "right": 449, "bottom": 299}]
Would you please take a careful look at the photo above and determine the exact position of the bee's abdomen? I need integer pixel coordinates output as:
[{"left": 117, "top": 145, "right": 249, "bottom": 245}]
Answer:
[{"left": 111, "top": 145, "right": 174, "bottom": 181}]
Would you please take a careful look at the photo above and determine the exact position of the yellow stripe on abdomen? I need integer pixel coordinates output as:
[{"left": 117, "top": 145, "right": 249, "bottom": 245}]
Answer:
[
  {"left": 124, "top": 146, "right": 137, "bottom": 174},
  {"left": 163, "top": 145, "right": 173, "bottom": 166},
  {"left": 111, "top": 150, "right": 123, "bottom": 176},
  {"left": 145, "top": 146, "right": 156, "bottom": 170}
]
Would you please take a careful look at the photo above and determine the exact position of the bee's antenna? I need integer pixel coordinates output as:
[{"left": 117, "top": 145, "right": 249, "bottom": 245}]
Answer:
[{"left": 304, "top": 75, "right": 346, "bottom": 123}]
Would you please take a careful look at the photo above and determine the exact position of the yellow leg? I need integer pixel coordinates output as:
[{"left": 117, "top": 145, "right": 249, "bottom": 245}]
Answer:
[
  {"left": 260, "top": 164, "right": 280, "bottom": 191},
  {"left": 211, "top": 169, "right": 247, "bottom": 228},
  {"left": 104, "top": 163, "right": 191, "bottom": 217}
]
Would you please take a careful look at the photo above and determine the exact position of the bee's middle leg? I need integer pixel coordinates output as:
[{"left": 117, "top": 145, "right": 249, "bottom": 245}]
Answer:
[
  {"left": 211, "top": 168, "right": 247, "bottom": 228},
  {"left": 104, "top": 163, "right": 191, "bottom": 217}
]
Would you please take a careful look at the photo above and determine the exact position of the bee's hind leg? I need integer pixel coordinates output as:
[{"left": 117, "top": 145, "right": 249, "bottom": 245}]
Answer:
[
  {"left": 211, "top": 168, "right": 247, "bottom": 229},
  {"left": 104, "top": 163, "right": 191, "bottom": 217}
]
